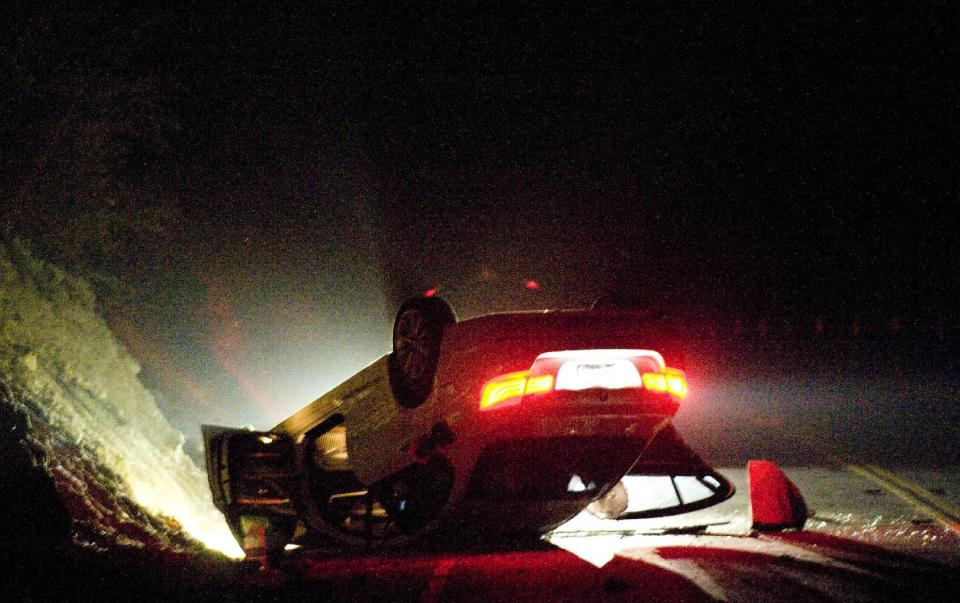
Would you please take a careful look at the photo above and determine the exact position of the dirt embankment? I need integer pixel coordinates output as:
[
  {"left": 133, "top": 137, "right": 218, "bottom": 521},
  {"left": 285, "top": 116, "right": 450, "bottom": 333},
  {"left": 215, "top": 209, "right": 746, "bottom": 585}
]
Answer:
[{"left": 0, "top": 238, "right": 250, "bottom": 597}]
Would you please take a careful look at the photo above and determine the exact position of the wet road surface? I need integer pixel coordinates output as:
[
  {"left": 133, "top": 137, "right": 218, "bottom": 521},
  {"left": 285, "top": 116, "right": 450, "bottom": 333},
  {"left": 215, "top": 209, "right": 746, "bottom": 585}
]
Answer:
[{"left": 253, "top": 464, "right": 959, "bottom": 602}]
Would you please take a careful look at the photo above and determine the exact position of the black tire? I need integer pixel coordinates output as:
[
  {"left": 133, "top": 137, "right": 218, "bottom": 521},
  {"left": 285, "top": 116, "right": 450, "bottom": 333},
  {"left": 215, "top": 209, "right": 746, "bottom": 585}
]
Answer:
[{"left": 389, "top": 296, "right": 456, "bottom": 408}]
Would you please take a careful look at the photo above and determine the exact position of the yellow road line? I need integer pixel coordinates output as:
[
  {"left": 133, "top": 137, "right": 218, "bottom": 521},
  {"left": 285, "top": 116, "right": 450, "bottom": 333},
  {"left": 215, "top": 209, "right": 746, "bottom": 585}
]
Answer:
[
  {"left": 844, "top": 464, "right": 960, "bottom": 534},
  {"left": 864, "top": 465, "right": 960, "bottom": 519}
]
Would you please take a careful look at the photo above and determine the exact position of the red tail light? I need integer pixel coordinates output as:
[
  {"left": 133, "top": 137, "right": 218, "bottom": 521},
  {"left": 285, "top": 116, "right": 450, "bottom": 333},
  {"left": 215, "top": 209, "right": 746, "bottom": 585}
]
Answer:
[
  {"left": 641, "top": 368, "right": 688, "bottom": 398},
  {"left": 480, "top": 371, "right": 555, "bottom": 411},
  {"left": 479, "top": 349, "right": 688, "bottom": 410},
  {"left": 664, "top": 368, "right": 688, "bottom": 398}
]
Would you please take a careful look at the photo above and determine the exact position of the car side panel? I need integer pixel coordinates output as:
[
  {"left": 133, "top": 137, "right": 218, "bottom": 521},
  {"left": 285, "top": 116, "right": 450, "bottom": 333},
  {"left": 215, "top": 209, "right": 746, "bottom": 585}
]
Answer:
[{"left": 272, "top": 354, "right": 439, "bottom": 485}]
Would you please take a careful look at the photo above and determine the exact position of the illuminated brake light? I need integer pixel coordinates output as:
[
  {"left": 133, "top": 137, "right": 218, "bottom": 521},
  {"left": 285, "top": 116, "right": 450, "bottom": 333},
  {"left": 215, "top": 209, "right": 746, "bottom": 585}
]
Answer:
[
  {"left": 665, "top": 368, "right": 688, "bottom": 398},
  {"left": 524, "top": 374, "right": 554, "bottom": 394},
  {"left": 642, "top": 368, "right": 688, "bottom": 398},
  {"left": 480, "top": 351, "right": 687, "bottom": 411},
  {"left": 480, "top": 371, "right": 554, "bottom": 410},
  {"left": 642, "top": 372, "right": 667, "bottom": 392},
  {"left": 480, "top": 371, "right": 530, "bottom": 410}
]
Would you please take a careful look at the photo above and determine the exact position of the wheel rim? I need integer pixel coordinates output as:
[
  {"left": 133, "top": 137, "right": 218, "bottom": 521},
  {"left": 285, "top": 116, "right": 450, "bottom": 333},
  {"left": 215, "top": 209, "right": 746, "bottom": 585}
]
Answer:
[{"left": 394, "top": 309, "right": 432, "bottom": 382}]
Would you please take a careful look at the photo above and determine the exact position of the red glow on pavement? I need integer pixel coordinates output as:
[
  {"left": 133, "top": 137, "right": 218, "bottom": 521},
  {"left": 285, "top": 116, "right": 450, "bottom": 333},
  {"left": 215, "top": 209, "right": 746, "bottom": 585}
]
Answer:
[
  {"left": 524, "top": 280, "right": 540, "bottom": 290},
  {"left": 295, "top": 548, "right": 714, "bottom": 602}
]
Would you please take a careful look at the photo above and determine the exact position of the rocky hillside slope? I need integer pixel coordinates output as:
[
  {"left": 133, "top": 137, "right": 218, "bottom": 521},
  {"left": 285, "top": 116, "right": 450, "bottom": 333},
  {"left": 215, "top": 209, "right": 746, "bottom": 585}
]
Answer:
[{"left": 0, "top": 238, "right": 239, "bottom": 557}]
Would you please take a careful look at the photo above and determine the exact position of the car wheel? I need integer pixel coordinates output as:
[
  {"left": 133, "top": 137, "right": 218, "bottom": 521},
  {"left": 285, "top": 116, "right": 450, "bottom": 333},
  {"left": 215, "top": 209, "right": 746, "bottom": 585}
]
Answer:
[{"left": 389, "top": 296, "right": 456, "bottom": 408}]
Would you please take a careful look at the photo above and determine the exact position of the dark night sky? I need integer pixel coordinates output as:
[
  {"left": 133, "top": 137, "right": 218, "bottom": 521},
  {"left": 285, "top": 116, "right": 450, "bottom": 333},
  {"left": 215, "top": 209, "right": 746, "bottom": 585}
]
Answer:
[
  {"left": 2, "top": 4, "right": 958, "bottom": 434},
  {"left": 189, "top": 4, "right": 957, "bottom": 311}
]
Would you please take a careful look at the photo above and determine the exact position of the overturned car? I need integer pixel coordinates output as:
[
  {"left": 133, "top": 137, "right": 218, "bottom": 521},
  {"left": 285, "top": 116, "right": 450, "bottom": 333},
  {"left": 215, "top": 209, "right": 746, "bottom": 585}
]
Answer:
[{"left": 203, "top": 296, "right": 734, "bottom": 559}]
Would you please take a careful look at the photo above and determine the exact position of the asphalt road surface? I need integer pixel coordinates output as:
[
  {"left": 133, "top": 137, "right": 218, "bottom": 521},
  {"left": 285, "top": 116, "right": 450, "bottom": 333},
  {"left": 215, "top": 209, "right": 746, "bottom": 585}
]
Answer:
[{"left": 236, "top": 462, "right": 958, "bottom": 602}]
